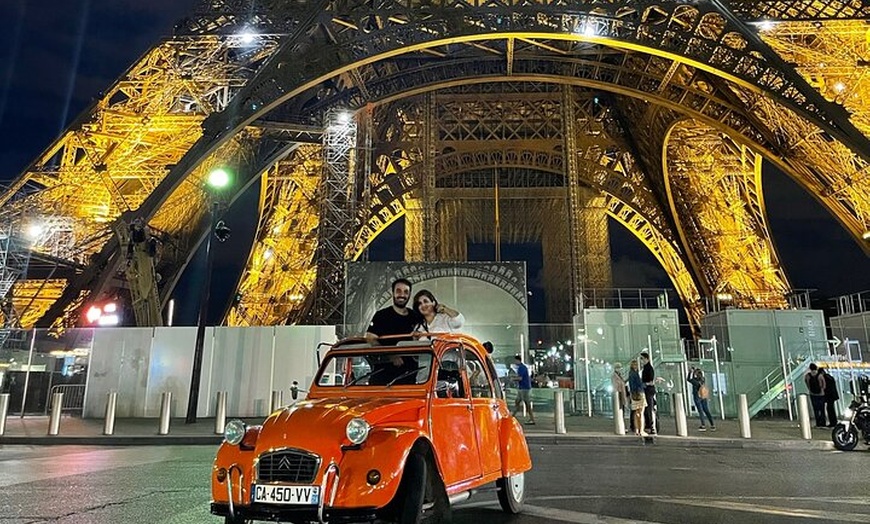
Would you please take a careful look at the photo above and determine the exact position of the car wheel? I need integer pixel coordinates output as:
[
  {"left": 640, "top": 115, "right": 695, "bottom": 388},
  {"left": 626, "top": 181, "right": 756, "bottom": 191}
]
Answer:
[
  {"left": 832, "top": 424, "right": 859, "bottom": 451},
  {"left": 223, "top": 515, "right": 251, "bottom": 524},
  {"left": 397, "top": 451, "right": 427, "bottom": 524},
  {"left": 496, "top": 472, "right": 525, "bottom": 514}
]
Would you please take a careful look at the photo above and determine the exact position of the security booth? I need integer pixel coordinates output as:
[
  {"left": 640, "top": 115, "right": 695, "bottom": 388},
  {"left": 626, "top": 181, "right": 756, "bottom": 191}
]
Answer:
[{"left": 572, "top": 289, "right": 684, "bottom": 418}]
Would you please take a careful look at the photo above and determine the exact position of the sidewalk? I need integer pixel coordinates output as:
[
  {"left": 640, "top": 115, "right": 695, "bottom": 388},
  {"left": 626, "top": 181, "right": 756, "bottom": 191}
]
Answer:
[{"left": 0, "top": 412, "right": 836, "bottom": 450}]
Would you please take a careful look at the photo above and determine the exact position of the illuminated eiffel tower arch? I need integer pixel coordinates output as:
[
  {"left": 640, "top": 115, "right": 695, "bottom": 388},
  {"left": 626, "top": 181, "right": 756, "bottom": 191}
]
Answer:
[{"left": 1, "top": 1, "right": 869, "bottom": 332}]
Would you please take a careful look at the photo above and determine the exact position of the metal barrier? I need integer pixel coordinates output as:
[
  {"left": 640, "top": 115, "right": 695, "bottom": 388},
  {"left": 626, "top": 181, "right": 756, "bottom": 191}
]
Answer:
[
  {"left": 158, "top": 392, "right": 172, "bottom": 435},
  {"left": 798, "top": 394, "right": 812, "bottom": 440},
  {"left": 48, "top": 392, "right": 63, "bottom": 435},
  {"left": 215, "top": 391, "right": 227, "bottom": 435},
  {"left": 104, "top": 392, "right": 117, "bottom": 435},
  {"left": 674, "top": 393, "right": 688, "bottom": 437},
  {"left": 0, "top": 393, "right": 9, "bottom": 435},
  {"left": 48, "top": 384, "right": 86, "bottom": 414},
  {"left": 738, "top": 393, "right": 751, "bottom": 439},
  {"left": 554, "top": 390, "right": 566, "bottom": 434}
]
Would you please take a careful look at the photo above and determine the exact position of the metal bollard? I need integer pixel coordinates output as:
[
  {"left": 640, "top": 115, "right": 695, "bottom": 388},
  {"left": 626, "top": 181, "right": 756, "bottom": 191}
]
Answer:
[
  {"left": 738, "top": 393, "right": 751, "bottom": 439},
  {"left": 554, "top": 390, "right": 566, "bottom": 434},
  {"left": 215, "top": 391, "right": 227, "bottom": 435},
  {"left": 612, "top": 391, "right": 625, "bottom": 435},
  {"left": 48, "top": 392, "right": 64, "bottom": 436},
  {"left": 269, "top": 390, "right": 284, "bottom": 413},
  {"left": 674, "top": 392, "right": 688, "bottom": 437},
  {"left": 0, "top": 393, "right": 9, "bottom": 436},
  {"left": 158, "top": 392, "right": 172, "bottom": 435},
  {"left": 798, "top": 394, "right": 812, "bottom": 440},
  {"left": 103, "top": 391, "right": 118, "bottom": 435}
]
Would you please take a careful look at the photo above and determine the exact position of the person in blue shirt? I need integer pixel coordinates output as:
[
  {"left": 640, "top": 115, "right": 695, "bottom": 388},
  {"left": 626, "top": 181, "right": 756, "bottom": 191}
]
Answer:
[{"left": 510, "top": 355, "right": 536, "bottom": 425}]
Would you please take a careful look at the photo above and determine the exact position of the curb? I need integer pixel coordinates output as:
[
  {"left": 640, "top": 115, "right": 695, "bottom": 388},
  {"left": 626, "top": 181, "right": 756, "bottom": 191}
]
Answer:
[
  {"left": 0, "top": 435, "right": 224, "bottom": 446},
  {"left": 1, "top": 432, "right": 833, "bottom": 450},
  {"left": 524, "top": 432, "right": 835, "bottom": 451}
]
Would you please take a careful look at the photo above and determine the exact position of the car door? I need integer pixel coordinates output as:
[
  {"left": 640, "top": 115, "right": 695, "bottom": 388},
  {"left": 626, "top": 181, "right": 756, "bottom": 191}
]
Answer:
[
  {"left": 464, "top": 348, "right": 502, "bottom": 476},
  {"left": 429, "top": 347, "right": 482, "bottom": 486}
]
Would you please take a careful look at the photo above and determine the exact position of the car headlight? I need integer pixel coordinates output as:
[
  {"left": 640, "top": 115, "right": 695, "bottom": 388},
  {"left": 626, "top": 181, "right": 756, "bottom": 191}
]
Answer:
[
  {"left": 224, "top": 419, "right": 246, "bottom": 446},
  {"left": 843, "top": 408, "right": 853, "bottom": 420},
  {"left": 346, "top": 417, "right": 371, "bottom": 445}
]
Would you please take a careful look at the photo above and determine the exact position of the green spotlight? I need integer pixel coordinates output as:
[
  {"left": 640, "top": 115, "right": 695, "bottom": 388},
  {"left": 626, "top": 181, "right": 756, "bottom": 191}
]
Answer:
[{"left": 207, "top": 168, "right": 231, "bottom": 189}]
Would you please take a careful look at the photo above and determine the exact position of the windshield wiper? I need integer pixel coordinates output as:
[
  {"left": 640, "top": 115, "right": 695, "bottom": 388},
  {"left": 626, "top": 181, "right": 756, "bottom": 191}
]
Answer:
[
  {"left": 344, "top": 368, "right": 383, "bottom": 389},
  {"left": 385, "top": 365, "right": 428, "bottom": 388}
]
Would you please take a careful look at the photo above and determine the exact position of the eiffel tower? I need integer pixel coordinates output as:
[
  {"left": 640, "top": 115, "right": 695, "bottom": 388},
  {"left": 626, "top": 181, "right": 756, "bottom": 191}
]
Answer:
[{"left": 1, "top": 0, "right": 868, "bottom": 333}]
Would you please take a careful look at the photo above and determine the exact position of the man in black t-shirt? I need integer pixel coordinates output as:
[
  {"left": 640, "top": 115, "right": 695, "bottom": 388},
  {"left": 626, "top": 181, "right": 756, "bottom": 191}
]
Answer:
[{"left": 365, "top": 278, "right": 419, "bottom": 345}]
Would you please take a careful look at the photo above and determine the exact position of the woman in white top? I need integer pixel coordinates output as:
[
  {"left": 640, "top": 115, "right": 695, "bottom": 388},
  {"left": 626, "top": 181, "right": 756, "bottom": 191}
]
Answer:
[{"left": 412, "top": 289, "right": 465, "bottom": 337}]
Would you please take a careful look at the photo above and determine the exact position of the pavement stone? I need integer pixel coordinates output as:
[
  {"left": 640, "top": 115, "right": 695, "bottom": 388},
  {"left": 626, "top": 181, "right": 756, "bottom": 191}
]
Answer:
[{"left": 0, "top": 411, "right": 838, "bottom": 450}]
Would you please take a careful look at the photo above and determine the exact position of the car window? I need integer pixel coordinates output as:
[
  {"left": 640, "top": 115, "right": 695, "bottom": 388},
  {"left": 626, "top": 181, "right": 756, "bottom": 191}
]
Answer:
[
  {"left": 464, "top": 350, "right": 493, "bottom": 398},
  {"left": 317, "top": 351, "right": 433, "bottom": 387},
  {"left": 435, "top": 347, "right": 467, "bottom": 399}
]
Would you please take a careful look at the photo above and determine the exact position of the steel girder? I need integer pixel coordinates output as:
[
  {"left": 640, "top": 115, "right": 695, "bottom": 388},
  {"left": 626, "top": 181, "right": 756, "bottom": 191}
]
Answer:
[
  {"left": 664, "top": 119, "right": 791, "bottom": 307},
  {"left": 7, "top": 1, "right": 869, "bottom": 330},
  {"left": 0, "top": 35, "right": 281, "bottom": 329},
  {"left": 227, "top": 146, "right": 322, "bottom": 327}
]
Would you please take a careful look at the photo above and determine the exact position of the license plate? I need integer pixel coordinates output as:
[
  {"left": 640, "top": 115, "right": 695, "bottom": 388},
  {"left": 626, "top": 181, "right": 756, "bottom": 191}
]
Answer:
[{"left": 251, "top": 484, "right": 320, "bottom": 505}]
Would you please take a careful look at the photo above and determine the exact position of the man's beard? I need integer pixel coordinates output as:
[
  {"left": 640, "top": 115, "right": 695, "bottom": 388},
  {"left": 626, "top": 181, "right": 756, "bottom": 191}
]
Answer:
[{"left": 393, "top": 297, "right": 408, "bottom": 308}]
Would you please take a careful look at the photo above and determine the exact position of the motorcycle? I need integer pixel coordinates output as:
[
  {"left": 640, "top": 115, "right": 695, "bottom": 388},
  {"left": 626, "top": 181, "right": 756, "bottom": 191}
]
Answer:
[{"left": 832, "top": 394, "right": 870, "bottom": 451}]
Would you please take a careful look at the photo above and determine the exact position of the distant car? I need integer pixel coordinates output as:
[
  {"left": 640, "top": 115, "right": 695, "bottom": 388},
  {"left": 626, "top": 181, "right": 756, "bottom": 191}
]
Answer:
[{"left": 211, "top": 334, "right": 532, "bottom": 523}]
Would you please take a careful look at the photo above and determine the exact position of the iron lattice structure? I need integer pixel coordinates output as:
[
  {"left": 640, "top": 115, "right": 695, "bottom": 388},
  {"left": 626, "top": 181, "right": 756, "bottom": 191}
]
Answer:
[{"left": 1, "top": 0, "right": 868, "bottom": 332}]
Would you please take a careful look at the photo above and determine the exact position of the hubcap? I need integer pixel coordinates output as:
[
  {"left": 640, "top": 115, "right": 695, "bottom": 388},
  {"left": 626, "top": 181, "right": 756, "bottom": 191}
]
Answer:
[{"left": 509, "top": 473, "right": 524, "bottom": 501}]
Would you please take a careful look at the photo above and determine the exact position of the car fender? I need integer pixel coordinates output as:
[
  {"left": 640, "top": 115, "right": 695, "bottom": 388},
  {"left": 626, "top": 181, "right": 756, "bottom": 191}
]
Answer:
[
  {"left": 499, "top": 416, "right": 532, "bottom": 476},
  {"left": 333, "top": 427, "right": 429, "bottom": 508},
  {"left": 211, "top": 441, "right": 256, "bottom": 504}
]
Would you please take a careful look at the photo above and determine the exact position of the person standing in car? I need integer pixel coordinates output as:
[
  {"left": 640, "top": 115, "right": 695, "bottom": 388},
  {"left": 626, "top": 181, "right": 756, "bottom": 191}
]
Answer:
[{"left": 365, "top": 278, "right": 420, "bottom": 345}]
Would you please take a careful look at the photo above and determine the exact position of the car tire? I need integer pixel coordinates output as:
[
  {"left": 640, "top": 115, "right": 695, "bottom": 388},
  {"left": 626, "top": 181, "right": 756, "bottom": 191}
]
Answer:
[
  {"left": 496, "top": 472, "right": 525, "bottom": 514},
  {"left": 397, "top": 451, "right": 427, "bottom": 524},
  {"left": 832, "top": 424, "right": 859, "bottom": 451},
  {"left": 224, "top": 515, "right": 250, "bottom": 524}
]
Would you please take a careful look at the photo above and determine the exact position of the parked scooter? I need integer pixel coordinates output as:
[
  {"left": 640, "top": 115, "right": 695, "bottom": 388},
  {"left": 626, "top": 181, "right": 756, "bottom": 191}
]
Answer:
[{"left": 832, "top": 394, "right": 870, "bottom": 451}]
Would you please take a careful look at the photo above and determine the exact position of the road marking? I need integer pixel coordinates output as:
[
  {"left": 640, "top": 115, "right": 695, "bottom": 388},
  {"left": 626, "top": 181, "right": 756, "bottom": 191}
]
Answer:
[
  {"left": 455, "top": 501, "right": 665, "bottom": 524},
  {"left": 521, "top": 504, "right": 667, "bottom": 524},
  {"left": 0, "top": 448, "right": 174, "bottom": 488},
  {"left": 662, "top": 498, "right": 870, "bottom": 522}
]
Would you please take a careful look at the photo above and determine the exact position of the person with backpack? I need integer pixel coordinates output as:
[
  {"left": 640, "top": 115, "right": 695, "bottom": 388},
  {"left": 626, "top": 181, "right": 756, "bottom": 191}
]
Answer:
[{"left": 687, "top": 366, "right": 716, "bottom": 432}]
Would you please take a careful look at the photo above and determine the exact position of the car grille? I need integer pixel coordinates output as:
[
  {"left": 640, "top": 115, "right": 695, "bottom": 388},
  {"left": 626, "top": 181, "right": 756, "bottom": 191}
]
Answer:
[{"left": 256, "top": 450, "right": 320, "bottom": 483}]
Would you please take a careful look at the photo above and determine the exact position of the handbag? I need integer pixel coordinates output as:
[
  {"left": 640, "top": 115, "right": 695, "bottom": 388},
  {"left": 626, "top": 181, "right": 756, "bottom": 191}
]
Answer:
[
  {"left": 699, "top": 384, "right": 710, "bottom": 399},
  {"left": 630, "top": 392, "right": 643, "bottom": 402}
]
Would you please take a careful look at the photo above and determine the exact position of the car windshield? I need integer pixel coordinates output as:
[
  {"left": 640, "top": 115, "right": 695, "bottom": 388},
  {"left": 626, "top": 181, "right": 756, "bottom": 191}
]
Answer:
[{"left": 316, "top": 350, "right": 434, "bottom": 388}]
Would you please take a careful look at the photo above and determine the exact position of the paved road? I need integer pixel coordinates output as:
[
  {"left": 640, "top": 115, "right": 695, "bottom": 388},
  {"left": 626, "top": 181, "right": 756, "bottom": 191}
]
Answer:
[{"left": 1, "top": 443, "right": 868, "bottom": 523}]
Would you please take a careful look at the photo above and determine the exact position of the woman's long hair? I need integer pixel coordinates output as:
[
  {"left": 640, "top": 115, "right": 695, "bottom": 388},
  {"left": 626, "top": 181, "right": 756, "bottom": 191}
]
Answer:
[{"left": 412, "top": 289, "right": 438, "bottom": 330}]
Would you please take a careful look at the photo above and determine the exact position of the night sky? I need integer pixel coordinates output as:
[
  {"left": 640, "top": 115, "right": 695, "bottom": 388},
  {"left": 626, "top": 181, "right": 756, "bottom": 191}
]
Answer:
[{"left": 0, "top": 1, "right": 867, "bottom": 325}]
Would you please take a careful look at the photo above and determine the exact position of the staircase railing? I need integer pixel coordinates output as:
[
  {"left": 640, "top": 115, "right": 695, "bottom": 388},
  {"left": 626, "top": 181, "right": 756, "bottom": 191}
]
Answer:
[{"left": 747, "top": 358, "right": 821, "bottom": 418}]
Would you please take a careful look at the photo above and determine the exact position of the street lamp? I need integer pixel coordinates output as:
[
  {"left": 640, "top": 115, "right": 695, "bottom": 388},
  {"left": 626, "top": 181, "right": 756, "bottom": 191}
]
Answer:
[{"left": 186, "top": 167, "right": 232, "bottom": 424}]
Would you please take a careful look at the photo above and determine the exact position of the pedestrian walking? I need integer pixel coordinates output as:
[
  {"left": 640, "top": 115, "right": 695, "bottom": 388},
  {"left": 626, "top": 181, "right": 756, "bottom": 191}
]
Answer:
[
  {"left": 511, "top": 355, "right": 536, "bottom": 425},
  {"left": 687, "top": 367, "right": 716, "bottom": 432},
  {"left": 820, "top": 367, "right": 839, "bottom": 428},
  {"left": 804, "top": 363, "right": 827, "bottom": 427}
]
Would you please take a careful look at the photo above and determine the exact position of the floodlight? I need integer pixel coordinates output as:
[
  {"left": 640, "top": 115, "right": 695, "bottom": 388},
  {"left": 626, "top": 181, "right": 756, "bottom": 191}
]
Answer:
[{"left": 207, "top": 168, "right": 231, "bottom": 189}]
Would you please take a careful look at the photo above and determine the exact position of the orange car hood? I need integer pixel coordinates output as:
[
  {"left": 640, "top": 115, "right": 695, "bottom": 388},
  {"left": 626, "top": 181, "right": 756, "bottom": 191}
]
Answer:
[{"left": 254, "top": 396, "right": 427, "bottom": 455}]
